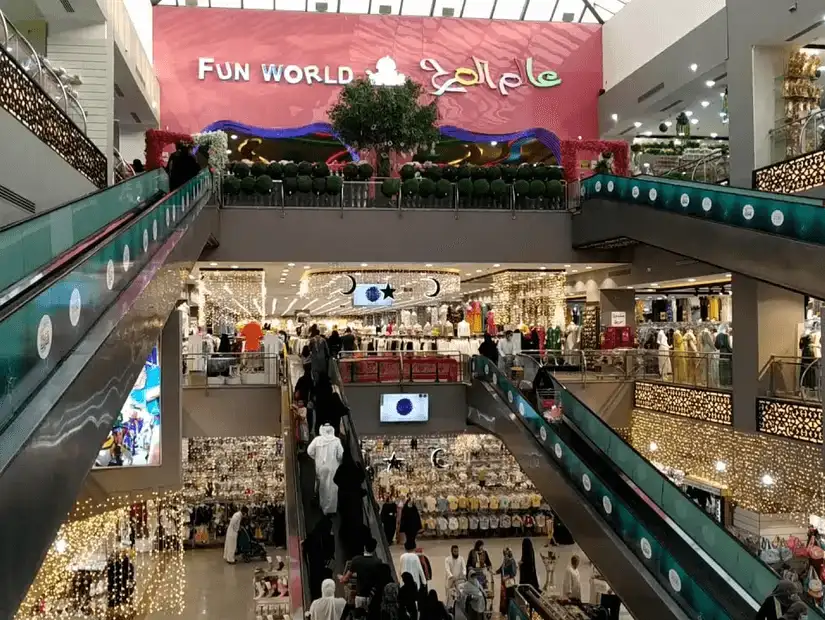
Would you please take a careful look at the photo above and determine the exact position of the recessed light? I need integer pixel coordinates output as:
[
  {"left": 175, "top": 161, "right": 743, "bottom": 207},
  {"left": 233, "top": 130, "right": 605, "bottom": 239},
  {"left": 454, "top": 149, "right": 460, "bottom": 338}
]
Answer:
[
  {"left": 626, "top": 286, "right": 634, "bottom": 289},
  {"left": 710, "top": 133, "right": 718, "bottom": 138},
  {"left": 231, "top": 265, "right": 239, "bottom": 269},
  {"left": 564, "top": 264, "right": 571, "bottom": 268},
  {"left": 361, "top": 263, "right": 368, "bottom": 267},
  {"left": 633, "top": 121, "right": 642, "bottom": 128},
  {"left": 209, "top": 262, "right": 218, "bottom": 266},
  {"left": 577, "top": 135, "right": 582, "bottom": 140},
  {"left": 611, "top": 113, "right": 618, "bottom": 122},
  {"left": 476, "top": 269, "right": 482, "bottom": 273},
  {"left": 571, "top": 269, "right": 578, "bottom": 273},
  {"left": 493, "top": 263, "right": 500, "bottom": 267},
  {"left": 705, "top": 80, "right": 715, "bottom": 87},
  {"left": 230, "top": 134, "right": 238, "bottom": 140},
  {"left": 664, "top": 121, "right": 673, "bottom": 127},
  {"left": 688, "top": 278, "right": 696, "bottom": 282},
  {"left": 490, "top": 141, "right": 498, "bottom": 146},
  {"left": 540, "top": 266, "right": 547, "bottom": 270},
  {"left": 719, "top": 111, "right": 726, "bottom": 117},
  {"left": 585, "top": 266, "right": 592, "bottom": 270},
  {"left": 690, "top": 118, "right": 699, "bottom": 125},
  {"left": 426, "top": 263, "right": 433, "bottom": 267},
  {"left": 643, "top": 131, "right": 652, "bottom": 136},
  {"left": 651, "top": 282, "right": 659, "bottom": 287},
  {"left": 701, "top": 101, "right": 710, "bottom": 108},
  {"left": 291, "top": 284, "right": 297, "bottom": 287},
  {"left": 685, "top": 111, "right": 693, "bottom": 117},
  {"left": 720, "top": 92, "right": 725, "bottom": 97},
  {"left": 689, "top": 63, "right": 698, "bottom": 72},
  {"left": 225, "top": 149, "right": 232, "bottom": 155},
  {"left": 288, "top": 263, "right": 295, "bottom": 267},
  {"left": 304, "top": 265, "right": 311, "bottom": 269},
  {"left": 725, "top": 273, "right": 732, "bottom": 278},
  {"left": 465, "top": 272, "right": 472, "bottom": 276}
]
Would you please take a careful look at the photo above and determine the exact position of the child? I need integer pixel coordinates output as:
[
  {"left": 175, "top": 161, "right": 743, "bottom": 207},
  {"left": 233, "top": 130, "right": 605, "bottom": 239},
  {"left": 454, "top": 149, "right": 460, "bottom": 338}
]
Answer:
[{"left": 293, "top": 400, "right": 309, "bottom": 448}]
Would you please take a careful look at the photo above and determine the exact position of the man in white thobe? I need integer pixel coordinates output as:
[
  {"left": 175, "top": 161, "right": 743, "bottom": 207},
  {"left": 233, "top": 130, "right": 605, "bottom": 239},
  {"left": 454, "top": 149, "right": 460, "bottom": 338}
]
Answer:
[
  {"left": 223, "top": 506, "right": 247, "bottom": 564},
  {"left": 307, "top": 423, "right": 344, "bottom": 515},
  {"left": 445, "top": 544, "right": 467, "bottom": 605}
]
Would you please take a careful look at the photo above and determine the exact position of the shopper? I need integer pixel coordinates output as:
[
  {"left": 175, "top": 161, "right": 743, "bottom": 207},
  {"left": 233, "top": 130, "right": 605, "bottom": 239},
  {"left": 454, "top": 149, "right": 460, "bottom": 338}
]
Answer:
[
  {"left": 399, "top": 540, "right": 427, "bottom": 591},
  {"left": 306, "top": 516, "right": 336, "bottom": 600},
  {"left": 756, "top": 580, "right": 800, "bottom": 620},
  {"left": 497, "top": 328, "right": 514, "bottom": 375},
  {"left": 131, "top": 159, "right": 145, "bottom": 173},
  {"left": 380, "top": 501, "right": 398, "bottom": 544},
  {"left": 466, "top": 540, "right": 492, "bottom": 584},
  {"left": 328, "top": 328, "right": 343, "bottom": 358},
  {"left": 340, "top": 538, "right": 383, "bottom": 609},
  {"left": 562, "top": 555, "right": 582, "bottom": 601},
  {"left": 366, "top": 563, "right": 394, "bottom": 620},
  {"left": 399, "top": 498, "right": 422, "bottom": 548},
  {"left": 341, "top": 327, "right": 357, "bottom": 352},
  {"left": 223, "top": 506, "right": 247, "bottom": 564},
  {"left": 167, "top": 141, "right": 199, "bottom": 191},
  {"left": 398, "top": 572, "right": 420, "bottom": 620},
  {"left": 420, "top": 590, "right": 450, "bottom": 620},
  {"left": 380, "top": 582, "right": 405, "bottom": 620},
  {"left": 309, "top": 578, "right": 347, "bottom": 620},
  {"left": 455, "top": 569, "right": 487, "bottom": 620},
  {"left": 519, "top": 538, "right": 540, "bottom": 591},
  {"left": 314, "top": 375, "right": 349, "bottom": 436},
  {"left": 309, "top": 325, "right": 331, "bottom": 380},
  {"left": 444, "top": 544, "right": 467, "bottom": 601},
  {"left": 780, "top": 602, "right": 809, "bottom": 620},
  {"left": 333, "top": 448, "right": 367, "bottom": 560},
  {"left": 496, "top": 547, "right": 517, "bottom": 614},
  {"left": 478, "top": 333, "right": 499, "bottom": 365},
  {"left": 308, "top": 424, "right": 344, "bottom": 515}
]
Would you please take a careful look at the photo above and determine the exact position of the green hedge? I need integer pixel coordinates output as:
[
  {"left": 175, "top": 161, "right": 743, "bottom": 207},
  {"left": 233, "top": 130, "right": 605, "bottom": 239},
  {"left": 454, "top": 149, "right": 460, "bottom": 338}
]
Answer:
[
  {"left": 251, "top": 162, "right": 267, "bottom": 178},
  {"left": 326, "top": 175, "right": 343, "bottom": 195},
  {"left": 381, "top": 178, "right": 401, "bottom": 197},
  {"left": 402, "top": 178, "right": 419, "bottom": 196},
  {"left": 254, "top": 175, "right": 273, "bottom": 194},
  {"left": 240, "top": 176, "right": 256, "bottom": 194}
]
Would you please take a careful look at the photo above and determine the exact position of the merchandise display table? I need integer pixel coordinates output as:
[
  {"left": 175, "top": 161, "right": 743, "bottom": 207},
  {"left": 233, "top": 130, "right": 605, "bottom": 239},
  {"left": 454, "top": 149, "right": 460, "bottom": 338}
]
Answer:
[{"left": 339, "top": 355, "right": 459, "bottom": 383}]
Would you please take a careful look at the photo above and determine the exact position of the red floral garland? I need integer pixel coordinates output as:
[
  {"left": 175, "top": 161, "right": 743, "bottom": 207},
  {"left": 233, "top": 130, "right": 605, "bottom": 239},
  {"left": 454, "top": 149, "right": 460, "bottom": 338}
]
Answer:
[
  {"left": 560, "top": 139, "right": 630, "bottom": 182},
  {"left": 145, "top": 129, "right": 193, "bottom": 171}
]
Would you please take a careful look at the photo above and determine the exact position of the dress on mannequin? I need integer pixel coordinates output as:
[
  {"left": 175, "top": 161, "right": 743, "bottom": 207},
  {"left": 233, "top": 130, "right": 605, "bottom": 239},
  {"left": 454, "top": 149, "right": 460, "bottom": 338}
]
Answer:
[
  {"left": 715, "top": 327, "right": 733, "bottom": 387},
  {"left": 564, "top": 322, "right": 579, "bottom": 363},
  {"left": 684, "top": 329, "right": 698, "bottom": 385},
  {"left": 700, "top": 328, "right": 717, "bottom": 387},
  {"left": 657, "top": 330, "right": 672, "bottom": 381},
  {"left": 672, "top": 330, "right": 687, "bottom": 384}
]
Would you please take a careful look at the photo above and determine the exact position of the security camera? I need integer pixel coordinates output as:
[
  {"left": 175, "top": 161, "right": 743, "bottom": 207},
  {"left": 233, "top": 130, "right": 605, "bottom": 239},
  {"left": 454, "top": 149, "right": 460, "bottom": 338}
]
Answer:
[{"left": 789, "top": 2, "right": 798, "bottom": 12}]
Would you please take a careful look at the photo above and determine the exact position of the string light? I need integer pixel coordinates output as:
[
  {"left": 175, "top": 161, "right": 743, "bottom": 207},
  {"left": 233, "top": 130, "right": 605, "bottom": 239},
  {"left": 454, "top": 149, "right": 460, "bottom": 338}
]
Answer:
[
  {"left": 492, "top": 271, "right": 566, "bottom": 327},
  {"left": 199, "top": 269, "right": 265, "bottom": 329}
]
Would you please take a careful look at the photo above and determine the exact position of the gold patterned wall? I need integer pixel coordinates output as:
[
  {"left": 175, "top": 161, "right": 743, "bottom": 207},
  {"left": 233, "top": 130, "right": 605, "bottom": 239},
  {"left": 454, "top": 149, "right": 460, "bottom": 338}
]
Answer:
[
  {"left": 491, "top": 271, "right": 566, "bottom": 327},
  {"left": 630, "top": 409, "right": 825, "bottom": 514},
  {"left": 757, "top": 398, "right": 822, "bottom": 445},
  {"left": 635, "top": 382, "right": 732, "bottom": 425},
  {"left": 754, "top": 150, "right": 825, "bottom": 194}
]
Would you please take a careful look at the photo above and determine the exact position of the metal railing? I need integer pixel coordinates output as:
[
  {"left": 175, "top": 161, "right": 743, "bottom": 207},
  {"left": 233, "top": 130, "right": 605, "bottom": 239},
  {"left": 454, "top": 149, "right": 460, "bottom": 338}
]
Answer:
[
  {"left": 182, "top": 352, "right": 281, "bottom": 388},
  {"left": 770, "top": 109, "right": 825, "bottom": 163},
  {"left": 337, "top": 350, "right": 467, "bottom": 384},
  {"left": 0, "top": 10, "right": 88, "bottom": 134},
  {"left": 657, "top": 149, "right": 730, "bottom": 184},
  {"left": 763, "top": 355, "right": 821, "bottom": 403},
  {"left": 220, "top": 178, "right": 571, "bottom": 216}
]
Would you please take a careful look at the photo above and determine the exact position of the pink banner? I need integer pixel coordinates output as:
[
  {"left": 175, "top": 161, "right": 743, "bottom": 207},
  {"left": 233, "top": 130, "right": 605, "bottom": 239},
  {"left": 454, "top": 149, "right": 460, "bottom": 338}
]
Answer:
[{"left": 154, "top": 7, "right": 602, "bottom": 139}]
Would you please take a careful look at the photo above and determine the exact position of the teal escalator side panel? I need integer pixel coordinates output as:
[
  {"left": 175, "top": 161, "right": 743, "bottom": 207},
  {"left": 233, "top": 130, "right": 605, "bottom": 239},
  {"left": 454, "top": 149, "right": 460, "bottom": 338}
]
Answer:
[{"left": 581, "top": 174, "right": 825, "bottom": 244}]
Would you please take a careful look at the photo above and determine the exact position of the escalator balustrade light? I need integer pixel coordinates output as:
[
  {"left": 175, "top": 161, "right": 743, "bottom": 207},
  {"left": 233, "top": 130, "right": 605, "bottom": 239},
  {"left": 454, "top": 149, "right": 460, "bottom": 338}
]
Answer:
[
  {"left": 715, "top": 460, "right": 727, "bottom": 473},
  {"left": 761, "top": 474, "right": 775, "bottom": 486},
  {"left": 648, "top": 441, "right": 658, "bottom": 452}
]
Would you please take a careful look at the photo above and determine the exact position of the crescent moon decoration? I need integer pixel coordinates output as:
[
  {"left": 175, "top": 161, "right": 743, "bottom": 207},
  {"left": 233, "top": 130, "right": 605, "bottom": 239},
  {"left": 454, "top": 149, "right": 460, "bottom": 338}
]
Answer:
[
  {"left": 426, "top": 277, "right": 441, "bottom": 298},
  {"left": 430, "top": 448, "right": 448, "bottom": 469},
  {"left": 342, "top": 274, "right": 357, "bottom": 295}
]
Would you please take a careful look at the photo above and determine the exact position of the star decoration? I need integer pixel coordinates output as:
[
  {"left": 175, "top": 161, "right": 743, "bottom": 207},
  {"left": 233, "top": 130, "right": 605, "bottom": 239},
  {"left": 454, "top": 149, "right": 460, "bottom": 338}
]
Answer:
[
  {"left": 381, "top": 284, "right": 396, "bottom": 299},
  {"left": 383, "top": 451, "right": 404, "bottom": 472}
]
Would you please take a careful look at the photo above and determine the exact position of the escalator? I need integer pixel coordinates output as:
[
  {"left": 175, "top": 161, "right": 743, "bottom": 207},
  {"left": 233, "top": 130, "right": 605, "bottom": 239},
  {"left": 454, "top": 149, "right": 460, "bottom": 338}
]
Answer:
[
  {"left": 467, "top": 355, "right": 818, "bottom": 620},
  {"left": 573, "top": 174, "right": 825, "bottom": 299},
  {"left": 0, "top": 170, "right": 215, "bottom": 617}
]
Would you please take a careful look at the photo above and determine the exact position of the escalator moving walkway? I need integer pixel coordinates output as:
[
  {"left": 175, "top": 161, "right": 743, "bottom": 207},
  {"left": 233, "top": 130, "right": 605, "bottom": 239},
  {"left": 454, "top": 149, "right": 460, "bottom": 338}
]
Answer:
[
  {"left": 0, "top": 170, "right": 213, "bottom": 618},
  {"left": 468, "top": 355, "right": 820, "bottom": 620}
]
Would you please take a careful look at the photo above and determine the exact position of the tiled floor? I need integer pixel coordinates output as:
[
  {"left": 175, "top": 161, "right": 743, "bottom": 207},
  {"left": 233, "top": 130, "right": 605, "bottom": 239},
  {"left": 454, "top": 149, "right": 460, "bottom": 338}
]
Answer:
[{"left": 146, "top": 537, "right": 591, "bottom": 619}]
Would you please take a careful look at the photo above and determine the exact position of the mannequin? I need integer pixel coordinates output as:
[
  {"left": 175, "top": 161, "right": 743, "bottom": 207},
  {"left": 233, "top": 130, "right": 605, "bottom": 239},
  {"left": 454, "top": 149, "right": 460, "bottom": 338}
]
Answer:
[
  {"left": 457, "top": 318, "right": 471, "bottom": 338},
  {"left": 564, "top": 321, "right": 579, "bottom": 363},
  {"left": 307, "top": 424, "right": 344, "bottom": 515},
  {"left": 699, "top": 328, "right": 717, "bottom": 387},
  {"left": 684, "top": 328, "right": 699, "bottom": 385},
  {"left": 715, "top": 326, "right": 732, "bottom": 387},
  {"left": 672, "top": 329, "right": 686, "bottom": 384},
  {"left": 656, "top": 330, "right": 672, "bottom": 381}
]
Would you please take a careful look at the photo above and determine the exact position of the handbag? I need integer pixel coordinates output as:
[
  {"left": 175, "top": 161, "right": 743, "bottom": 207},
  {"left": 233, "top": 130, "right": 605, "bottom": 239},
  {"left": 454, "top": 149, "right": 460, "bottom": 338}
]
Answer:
[
  {"left": 760, "top": 537, "right": 781, "bottom": 564},
  {"left": 777, "top": 538, "right": 793, "bottom": 562},
  {"left": 808, "top": 566, "right": 824, "bottom": 600},
  {"left": 810, "top": 543, "right": 825, "bottom": 561},
  {"left": 504, "top": 577, "right": 516, "bottom": 588}
]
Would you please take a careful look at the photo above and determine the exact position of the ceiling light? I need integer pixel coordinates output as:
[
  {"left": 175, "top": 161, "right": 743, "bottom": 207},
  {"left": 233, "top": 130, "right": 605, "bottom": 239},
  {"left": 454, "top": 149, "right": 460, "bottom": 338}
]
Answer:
[
  {"left": 540, "top": 266, "right": 547, "bottom": 270},
  {"left": 225, "top": 149, "right": 232, "bottom": 154},
  {"left": 651, "top": 282, "right": 659, "bottom": 287},
  {"left": 633, "top": 121, "right": 642, "bottom": 128},
  {"left": 689, "top": 63, "right": 698, "bottom": 72},
  {"left": 761, "top": 474, "right": 774, "bottom": 486},
  {"left": 426, "top": 263, "right": 433, "bottom": 267},
  {"left": 626, "top": 286, "right": 634, "bottom": 289},
  {"left": 493, "top": 264, "right": 500, "bottom": 267},
  {"left": 288, "top": 263, "right": 295, "bottom": 267},
  {"left": 361, "top": 263, "right": 368, "bottom": 267},
  {"left": 231, "top": 265, "right": 239, "bottom": 269},
  {"left": 571, "top": 269, "right": 578, "bottom": 273},
  {"left": 720, "top": 92, "right": 725, "bottom": 97},
  {"left": 611, "top": 113, "right": 618, "bottom": 122},
  {"left": 585, "top": 266, "right": 592, "bottom": 270},
  {"left": 577, "top": 135, "right": 582, "bottom": 140},
  {"left": 690, "top": 118, "right": 699, "bottom": 125},
  {"left": 188, "top": 274, "right": 195, "bottom": 280},
  {"left": 685, "top": 111, "right": 693, "bottom": 117},
  {"left": 209, "top": 262, "right": 218, "bottom": 266},
  {"left": 466, "top": 272, "right": 472, "bottom": 276},
  {"left": 719, "top": 111, "right": 726, "bottom": 117},
  {"left": 688, "top": 278, "right": 696, "bottom": 282},
  {"left": 291, "top": 284, "right": 297, "bottom": 287},
  {"left": 715, "top": 460, "right": 727, "bottom": 472},
  {"left": 705, "top": 80, "right": 715, "bottom": 87},
  {"left": 564, "top": 264, "right": 571, "bottom": 268},
  {"left": 476, "top": 269, "right": 482, "bottom": 273},
  {"left": 701, "top": 101, "right": 710, "bottom": 108},
  {"left": 304, "top": 265, "right": 311, "bottom": 269},
  {"left": 710, "top": 133, "right": 718, "bottom": 138},
  {"left": 643, "top": 131, "right": 652, "bottom": 136},
  {"left": 490, "top": 141, "right": 498, "bottom": 146},
  {"left": 230, "top": 134, "right": 238, "bottom": 140},
  {"left": 649, "top": 442, "right": 658, "bottom": 452},
  {"left": 664, "top": 121, "right": 673, "bottom": 127},
  {"left": 725, "top": 273, "right": 732, "bottom": 278}
]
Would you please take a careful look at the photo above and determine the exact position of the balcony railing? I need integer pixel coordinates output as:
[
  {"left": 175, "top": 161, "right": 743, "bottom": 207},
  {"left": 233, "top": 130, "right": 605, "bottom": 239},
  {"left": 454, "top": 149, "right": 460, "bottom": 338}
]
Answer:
[
  {"left": 759, "top": 109, "right": 825, "bottom": 194},
  {"left": 337, "top": 350, "right": 468, "bottom": 384},
  {"left": 182, "top": 352, "right": 281, "bottom": 388},
  {"left": 0, "top": 10, "right": 106, "bottom": 188}
]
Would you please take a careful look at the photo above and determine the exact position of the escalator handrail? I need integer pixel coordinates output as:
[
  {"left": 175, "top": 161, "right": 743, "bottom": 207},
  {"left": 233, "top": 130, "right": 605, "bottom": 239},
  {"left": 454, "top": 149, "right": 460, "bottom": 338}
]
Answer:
[
  {"left": 330, "top": 359, "right": 398, "bottom": 581},
  {"left": 283, "top": 354, "right": 310, "bottom": 616},
  {"left": 536, "top": 360, "right": 820, "bottom": 616}
]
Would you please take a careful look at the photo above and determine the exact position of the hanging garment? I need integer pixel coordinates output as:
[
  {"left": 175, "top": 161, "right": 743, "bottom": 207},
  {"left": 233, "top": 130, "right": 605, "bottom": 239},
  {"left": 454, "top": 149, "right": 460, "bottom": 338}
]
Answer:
[
  {"left": 223, "top": 510, "right": 243, "bottom": 563},
  {"left": 700, "top": 329, "right": 718, "bottom": 387},
  {"left": 715, "top": 329, "right": 733, "bottom": 387},
  {"left": 307, "top": 425, "right": 344, "bottom": 515},
  {"left": 684, "top": 329, "right": 699, "bottom": 385},
  {"left": 672, "top": 331, "right": 687, "bottom": 384},
  {"left": 657, "top": 330, "right": 672, "bottom": 381}
]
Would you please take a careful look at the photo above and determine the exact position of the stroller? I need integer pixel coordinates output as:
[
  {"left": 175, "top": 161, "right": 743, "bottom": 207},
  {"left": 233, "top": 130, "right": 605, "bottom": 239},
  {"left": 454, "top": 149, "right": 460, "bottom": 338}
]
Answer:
[{"left": 237, "top": 525, "right": 268, "bottom": 563}]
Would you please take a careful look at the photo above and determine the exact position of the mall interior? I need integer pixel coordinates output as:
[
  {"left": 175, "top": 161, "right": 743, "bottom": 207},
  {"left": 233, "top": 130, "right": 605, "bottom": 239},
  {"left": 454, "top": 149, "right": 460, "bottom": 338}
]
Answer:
[{"left": 1, "top": 0, "right": 825, "bottom": 619}]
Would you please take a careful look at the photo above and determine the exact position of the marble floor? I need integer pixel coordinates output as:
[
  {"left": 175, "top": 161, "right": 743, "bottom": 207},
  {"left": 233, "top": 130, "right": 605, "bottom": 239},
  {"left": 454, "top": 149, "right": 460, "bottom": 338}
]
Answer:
[{"left": 145, "top": 537, "right": 591, "bottom": 620}]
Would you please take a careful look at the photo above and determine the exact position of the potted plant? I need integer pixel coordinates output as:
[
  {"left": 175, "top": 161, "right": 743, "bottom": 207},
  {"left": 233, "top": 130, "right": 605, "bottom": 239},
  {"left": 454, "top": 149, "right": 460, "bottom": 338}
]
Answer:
[{"left": 676, "top": 112, "right": 690, "bottom": 137}]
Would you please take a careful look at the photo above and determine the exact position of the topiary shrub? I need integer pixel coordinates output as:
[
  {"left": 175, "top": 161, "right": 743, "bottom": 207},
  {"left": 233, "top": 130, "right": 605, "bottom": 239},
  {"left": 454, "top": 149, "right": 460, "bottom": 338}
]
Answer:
[
  {"left": 400, "top": 163, "right": 417, "bottom": 180},
  {"left": 312, "top": 177, "right": 326, "bottom": 194},
  {"left": 325, "top": 175, "right": 343, "bottom": 195},
  {"left": 529, "top": 179, "right": 546, "bottom": 198},
  {"left": 546, "top": 166, "right": 564, "bottom": 181},
  {"left": 381, "top": 178, "right": 400, "bottom": 197},
  {"left": 312, "top": 162, "right": 330, "bottom": 178},
  {"left": 473, "top": 179, "right": 490, "bottom": 197},
  {"left": 284, "top": 177, "right": 298, "bottom": 194},
  {"left": 487, "top": 166, "right": 502, "bottom": 181},
  {"left": 470, "top": 165, "right": 486, "bottom": 180},
  {"left": 457, "top": 178, "right": 473, "bottom": 197},
  {"left": 296, "top": 175, "right": 312, "bottom": 193},
  {"left": 357, "top": 162, "right": 374, "bottom": 180},
  {"left": 502, "top": 166, "right": 518, "bottom": 182},
  {"left": 223, "top": 176, "right": 241, "bottom": 196},
  {"left": 343, "top": 162, "right": 358, "bottom": 180},
  {"left": 240, "top": 176, "right": 256, "bottom": 194},
  {"left": 457, "top": 165, "right": 472, "bottom": 180},
  {"left": 401, "top": 178, "right": 419, "bottom": 196},
  {"left": 516, "top": 165, "right": 534, "bottom": 181},
  {"left": 435, "top": 179, "right": 451, "bottom": 198},
  {"left": 424, "top": 166, "right": 442, "bottom": 181},
  {"left": 234, "top": 162, "right": 250, "bottom": 179},
  {"left": 490, "top": 179, "right": 507, "bottom": 197},
  {"left": 266, "top": 162, "right": 283, "bottom": 179},
  {"left": 297, "top": 161, "right": 312, "bottom": 175},
  {"left": 533, "top": 164, "right": 549, "bottom": 180},
  {"left": 225, "top": 162, "right": 236, "bottom": 175},
  {"left": 419, "top": 178, "right": 436, "bottom": 198},
  {"left": 545, "top": 180, "right": 563, "bottom": 199},
  {"left": 255, "top": 174, "right": 273, "bottom": 194},
  {"left": 514, "top": 179, "right": 530, "bottom": 197},
  {"left": 251, "top": 162, "right": 267, "bottom": 178},
  {"left": 442, "top": 166, "right": 458, "bottom": 182},
  {"left": 283, "top": 162, "right": 299, "bottom": 178}
]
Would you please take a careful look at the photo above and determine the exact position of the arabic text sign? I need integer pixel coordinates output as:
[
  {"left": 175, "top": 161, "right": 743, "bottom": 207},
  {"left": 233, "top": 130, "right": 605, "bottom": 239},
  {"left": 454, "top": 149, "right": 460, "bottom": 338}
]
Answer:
[{"left": 420, "top": 57, "right": 561, "bottom": 97}]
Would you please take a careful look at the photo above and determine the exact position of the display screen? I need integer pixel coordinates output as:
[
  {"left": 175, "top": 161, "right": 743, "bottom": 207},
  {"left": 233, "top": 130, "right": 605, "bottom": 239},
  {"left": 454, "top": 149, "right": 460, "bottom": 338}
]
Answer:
[
  {"left": 94, "top": 345, "right": 161, "bottom": 468},
  {"left": 352, "top": 284, "right": 394, "bottom": 307},
  {"left": 380, "top": 393, "right": 429, "bottom": 423}
]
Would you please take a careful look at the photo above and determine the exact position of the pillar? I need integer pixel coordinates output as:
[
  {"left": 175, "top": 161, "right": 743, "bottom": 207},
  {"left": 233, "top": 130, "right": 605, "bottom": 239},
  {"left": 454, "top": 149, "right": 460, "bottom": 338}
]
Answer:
[
  {"left": 600, "top": 288, "right": 637, "bottom": 337},
  {"left": 118, "top": 123, "right": 148, "bottom": 166},
  {"left": 731, "top": 274, "right": 803, "bottom": 431}
]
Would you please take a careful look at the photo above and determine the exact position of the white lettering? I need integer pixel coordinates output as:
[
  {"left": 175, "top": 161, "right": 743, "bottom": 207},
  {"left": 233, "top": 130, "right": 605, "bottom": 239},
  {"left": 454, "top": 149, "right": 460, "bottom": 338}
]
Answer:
[
  {"left": 304, "top": 65, "right": 322, "bottom": 84},
  {"left": 338, "top": 66, "right": 353, "bottom": 85},
  {"left": 323, "top": 66, "right": 337, "bottom": 84},
  {"left": 234, "top": 62, "right": 250, "bottom": 81},
  {"left": 498, "top": 72, "right": 522, "bottom": 96},
  {"left": 284, "top": 65, "right": 303, "bottom": 84},
  {"left": 215, "top": 62, "right": 233, "bottom": 81},
  {"left": 261, "top": 64, "right": 284, "bottom": 82},
  {"left": 198, "top": 57, "right": 214, "bottom": 80}
]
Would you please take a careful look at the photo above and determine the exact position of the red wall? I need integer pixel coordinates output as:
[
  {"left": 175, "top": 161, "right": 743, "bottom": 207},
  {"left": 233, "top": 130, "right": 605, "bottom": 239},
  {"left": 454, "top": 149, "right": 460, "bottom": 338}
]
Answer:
[{"left": 154, "top": 7, "right": 602, "bottom": 139}]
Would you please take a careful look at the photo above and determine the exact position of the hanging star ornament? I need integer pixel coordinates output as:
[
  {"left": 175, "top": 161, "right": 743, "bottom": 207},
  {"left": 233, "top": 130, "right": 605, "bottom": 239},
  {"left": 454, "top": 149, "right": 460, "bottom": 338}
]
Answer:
[
  {"left": 381, "top": 283, "right": 396, "bottom": 299},
  {"left": 383, "top": 451, "right": 404, "bottom": 472}
]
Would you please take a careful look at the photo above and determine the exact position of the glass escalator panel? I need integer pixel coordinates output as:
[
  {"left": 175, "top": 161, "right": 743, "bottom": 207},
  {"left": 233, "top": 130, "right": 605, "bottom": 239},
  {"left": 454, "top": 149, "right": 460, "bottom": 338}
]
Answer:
[
  {"left": 472, "top": 356, "right": 730, "bottom": 620},
  {"left": 0, "top": 170, "right": 209, "bottom": 435},
  {"left": 0, "top": 170, "right": 168, "bottom": 301},
  {"left": 581, "top": 174, "right": 825, "bottom": 245}
]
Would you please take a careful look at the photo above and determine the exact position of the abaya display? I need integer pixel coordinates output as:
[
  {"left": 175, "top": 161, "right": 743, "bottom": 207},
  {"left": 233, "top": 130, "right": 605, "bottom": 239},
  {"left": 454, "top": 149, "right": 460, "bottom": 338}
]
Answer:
[
  {"left": 399, "top": 499, "right": 422, "bottom": 547},
  {"left": 308, "top": 424, "right": 344, "bottom": 515}
]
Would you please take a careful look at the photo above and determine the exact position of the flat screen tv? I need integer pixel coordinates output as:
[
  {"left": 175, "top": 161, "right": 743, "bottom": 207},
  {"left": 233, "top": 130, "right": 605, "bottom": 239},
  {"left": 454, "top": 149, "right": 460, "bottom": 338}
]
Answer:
[
  {"left": 380, "top": 393, "right": 429, "bottom": 423},
  {"left": 352, "top": 284, "right": 394, "bottom": 307}
]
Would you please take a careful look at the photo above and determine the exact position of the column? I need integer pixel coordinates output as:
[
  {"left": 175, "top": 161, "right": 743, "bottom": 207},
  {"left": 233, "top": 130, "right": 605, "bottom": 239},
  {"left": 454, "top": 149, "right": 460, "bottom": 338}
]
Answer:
[
  {"left": 159, "top": 309, "right": 184, "bottom": 490},
  {"left": 46, "top": 22, "right": 115, "bottom": 181},
  {"left": 599, "top": 289, "right": 636, "bottom": 335},
  {"left": 118, "top": 123, "right": 148, "bottom": 166},
  {"left": 731, "top": 274, "right": 803, "bottom": 431}
]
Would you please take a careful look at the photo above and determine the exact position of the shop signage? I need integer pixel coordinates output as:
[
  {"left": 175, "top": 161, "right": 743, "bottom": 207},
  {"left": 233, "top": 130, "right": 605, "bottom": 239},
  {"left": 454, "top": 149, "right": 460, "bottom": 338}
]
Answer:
[
  {"left": 198, "top": 57, "right": 354, "bottom": 84},
  {"left": 420, "top": 57, "right": 561, "bottom": 97},
  {"left": 610, "top": 311, "right": 627, "bottom": 327}
]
